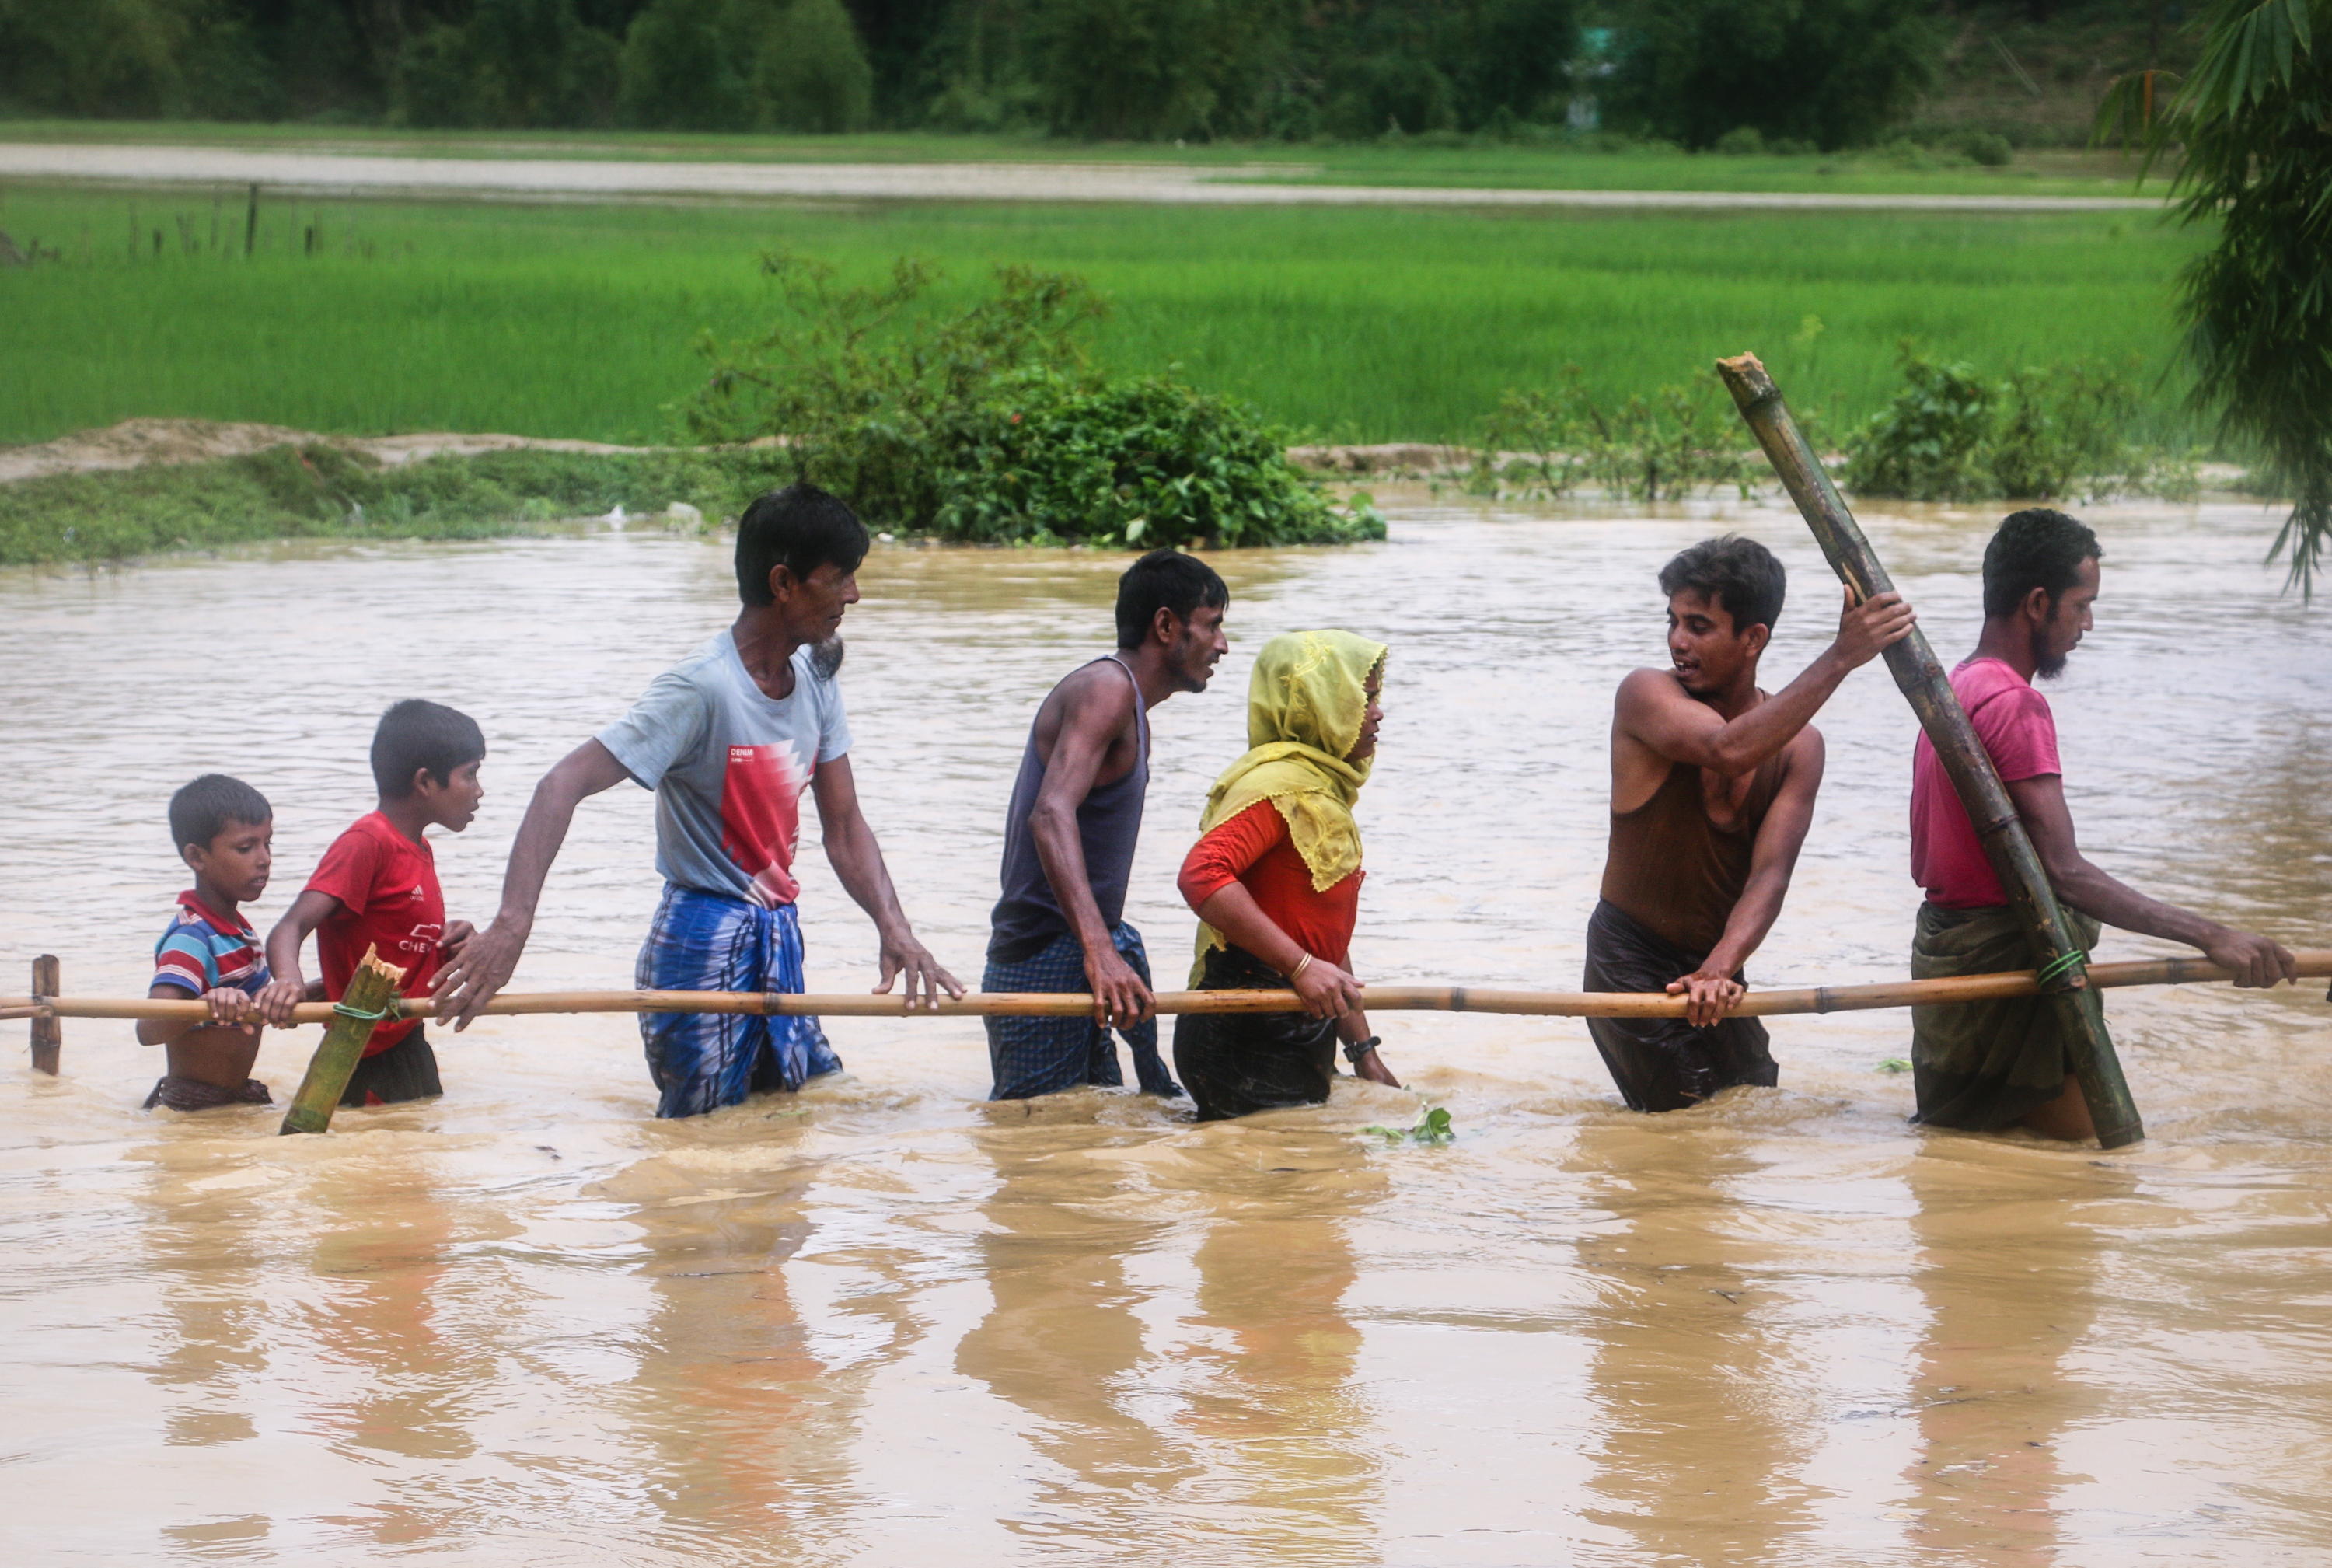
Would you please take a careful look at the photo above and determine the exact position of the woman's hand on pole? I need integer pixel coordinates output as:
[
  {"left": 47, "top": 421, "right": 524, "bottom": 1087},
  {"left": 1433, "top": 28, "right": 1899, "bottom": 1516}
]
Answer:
[{"left": 1293, "top": 957, "right": 1364, "bottom": 1019}]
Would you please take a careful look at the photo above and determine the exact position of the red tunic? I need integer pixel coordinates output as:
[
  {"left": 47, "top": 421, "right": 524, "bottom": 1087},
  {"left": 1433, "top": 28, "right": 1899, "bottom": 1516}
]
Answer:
[{"left": 1177, "top": 798, "right": 1362, "bottom": 969}]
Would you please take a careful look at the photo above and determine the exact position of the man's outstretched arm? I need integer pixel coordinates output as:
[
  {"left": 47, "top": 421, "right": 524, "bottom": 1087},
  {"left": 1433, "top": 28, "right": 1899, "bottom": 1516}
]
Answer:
[
  {"left": 1667, "top": 732, "right": 1824, "bottom": 1026},
  {"left": 811, "top": 756, "right": 964, "bottom": 1008},
  {"left": 1028, "top": 674, "right": 1154, "bottom": 1028},
  {"left": 431, "top": 739, "right": 632, "bottom": 1028},
  {"left": 2008, "top": 774, "right": 2296, "bottom": 987},
  {"left": 1621, "top": 586, "right": 1915, "bottom": 777}
]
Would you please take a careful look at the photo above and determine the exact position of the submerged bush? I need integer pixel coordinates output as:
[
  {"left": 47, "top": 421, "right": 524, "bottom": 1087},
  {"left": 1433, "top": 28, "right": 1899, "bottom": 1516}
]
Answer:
[
  {"left": 683, "top": 253, "right": 1381, "bottom": 547},
  {"left": 1844, "top": 344, "right": 2196, "bottom": 503},
  {"left": 936, "top": 372, "right": 1381, "bottom": 547},
  {"left": 1839, "top": 349, "right": 1993, "bottom": 500},
  {"left": 1469, "top": 365, "right": 1747, "bottom": 502}
]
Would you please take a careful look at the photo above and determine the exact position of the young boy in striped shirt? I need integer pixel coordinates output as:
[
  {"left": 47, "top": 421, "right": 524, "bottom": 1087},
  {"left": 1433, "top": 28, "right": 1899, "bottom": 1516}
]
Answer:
[{"left": 140, "top": 774, "right": 309, "bottom": 1111}]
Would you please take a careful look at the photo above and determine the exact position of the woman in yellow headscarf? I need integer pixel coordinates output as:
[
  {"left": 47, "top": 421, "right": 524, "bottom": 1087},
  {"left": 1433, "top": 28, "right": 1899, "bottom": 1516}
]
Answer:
[{"left": 1172, "top": 630, "right": 1402, "bottom": 1120}]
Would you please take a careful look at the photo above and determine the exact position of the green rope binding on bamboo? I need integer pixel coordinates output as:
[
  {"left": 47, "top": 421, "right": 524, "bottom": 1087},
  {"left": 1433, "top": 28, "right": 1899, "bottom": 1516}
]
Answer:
[
  {"left": 330, "top": 998, "right": 400, "bottom": 1023},
  {"left": 2034, "top": 949, "right": 2089, "bottom": 989}
]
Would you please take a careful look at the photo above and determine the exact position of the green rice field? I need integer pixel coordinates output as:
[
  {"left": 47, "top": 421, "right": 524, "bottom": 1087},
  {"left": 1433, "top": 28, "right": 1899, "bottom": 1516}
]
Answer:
[{"left": 0, "top": 182, "right": 2208, "bottom": 449}]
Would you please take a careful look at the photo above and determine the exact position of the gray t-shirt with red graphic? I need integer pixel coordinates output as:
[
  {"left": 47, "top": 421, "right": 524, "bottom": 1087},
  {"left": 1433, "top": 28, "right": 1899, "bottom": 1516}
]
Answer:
[{"left": 598, "top": 630, "right": 853, "bottom": 906}]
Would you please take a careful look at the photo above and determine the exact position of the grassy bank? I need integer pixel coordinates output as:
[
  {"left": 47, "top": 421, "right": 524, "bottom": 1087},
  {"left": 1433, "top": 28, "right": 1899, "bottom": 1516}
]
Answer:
[
  {"left": 0, "top": 445, "right": 795, "bottom": 567},
  {"left": 0, "top": 186, "right": 2206, "bottom": 452},
  {"left": 0, "top": 119, "right": 2173, "bottom": 197}
]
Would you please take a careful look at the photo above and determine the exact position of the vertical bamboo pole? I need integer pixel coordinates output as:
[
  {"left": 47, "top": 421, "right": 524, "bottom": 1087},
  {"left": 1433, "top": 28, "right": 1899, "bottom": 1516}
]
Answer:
[
  {"left": 1715, "top": 352, "right": 2142, "bottom": 1148},
  {"left": 29, "top": 955, "right": 59, "bottom": 1076},
  {"left": 279, "top": 947, "right": 405, "bottom": 1136}
]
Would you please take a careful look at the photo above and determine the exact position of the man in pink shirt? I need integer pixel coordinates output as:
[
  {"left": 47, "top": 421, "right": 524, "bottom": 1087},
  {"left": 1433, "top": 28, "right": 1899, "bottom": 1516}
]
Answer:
[{"left": 1908, "top": 508, "right": 2297, "bottom": 1140}]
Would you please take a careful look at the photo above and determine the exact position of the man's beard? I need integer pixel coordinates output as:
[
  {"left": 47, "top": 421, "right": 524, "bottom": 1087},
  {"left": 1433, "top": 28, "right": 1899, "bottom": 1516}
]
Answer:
[
  {"left": 812, "top": 635, "right": 845, "bottom": 679},
  {"left": 2030, "top": 623, "right": 2068, "bottom": 680}
]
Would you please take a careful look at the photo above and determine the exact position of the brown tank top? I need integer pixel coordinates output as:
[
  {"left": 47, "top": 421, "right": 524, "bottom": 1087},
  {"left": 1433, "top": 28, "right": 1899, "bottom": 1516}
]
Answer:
[{"left": 1599, "top": 753, "right": 1787, "bottom": 954}]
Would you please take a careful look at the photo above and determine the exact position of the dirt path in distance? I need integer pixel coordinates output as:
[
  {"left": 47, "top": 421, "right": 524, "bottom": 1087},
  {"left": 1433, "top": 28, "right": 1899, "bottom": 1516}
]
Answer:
[{"left": 0, "top": 142, "right": 2164, "bottom": 213}]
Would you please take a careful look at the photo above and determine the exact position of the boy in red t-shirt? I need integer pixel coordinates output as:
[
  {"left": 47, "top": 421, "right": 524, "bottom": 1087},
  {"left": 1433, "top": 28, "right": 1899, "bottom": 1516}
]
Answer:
[{"left": 259, "top": 700, "right": 484, "bottom": 1105}]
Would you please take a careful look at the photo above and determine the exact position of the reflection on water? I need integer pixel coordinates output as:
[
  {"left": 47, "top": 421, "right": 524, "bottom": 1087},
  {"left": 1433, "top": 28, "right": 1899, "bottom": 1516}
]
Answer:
[{"left": 0, "top": 493, "right": 2327, "bottom": 1563}]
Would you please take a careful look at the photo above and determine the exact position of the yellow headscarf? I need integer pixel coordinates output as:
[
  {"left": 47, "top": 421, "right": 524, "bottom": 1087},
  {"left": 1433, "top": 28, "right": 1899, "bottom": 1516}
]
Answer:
[{"left": 1191, "top": 629, "right": 1388, "bottom": 976}]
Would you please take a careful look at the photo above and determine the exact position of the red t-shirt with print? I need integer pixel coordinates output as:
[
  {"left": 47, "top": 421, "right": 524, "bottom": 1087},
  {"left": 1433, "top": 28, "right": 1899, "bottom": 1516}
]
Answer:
[{"left": 306, "top": 811, "right": 444, "bottom": 1053}]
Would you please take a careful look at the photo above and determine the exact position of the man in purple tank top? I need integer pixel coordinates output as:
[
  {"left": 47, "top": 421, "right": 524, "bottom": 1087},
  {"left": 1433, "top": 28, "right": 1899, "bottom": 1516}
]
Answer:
[
  {"left": 1587, "top": 536, "right": 1915, "bottom": 1112},
  {"left": 986, "top": 550, "right": 1230, "bottom": 1100}
]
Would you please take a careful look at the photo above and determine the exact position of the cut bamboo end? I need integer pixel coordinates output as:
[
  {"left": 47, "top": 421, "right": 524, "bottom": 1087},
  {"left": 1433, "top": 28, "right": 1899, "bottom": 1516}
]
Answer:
[
  {"left": 1715, "top": 351, "right": 1773, "bottom": 400},
  {"left": 278, "top": 944, "right": 407, "bottom": 1137}
]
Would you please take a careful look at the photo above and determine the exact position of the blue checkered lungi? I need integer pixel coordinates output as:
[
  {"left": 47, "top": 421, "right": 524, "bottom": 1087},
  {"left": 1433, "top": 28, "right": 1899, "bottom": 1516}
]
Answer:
[
  {"left": 983, "top": 923, "right": 1180, "bottom": 1100},
  {"left": 637, "top": 883, "right": 841, "bottom": 1119}
]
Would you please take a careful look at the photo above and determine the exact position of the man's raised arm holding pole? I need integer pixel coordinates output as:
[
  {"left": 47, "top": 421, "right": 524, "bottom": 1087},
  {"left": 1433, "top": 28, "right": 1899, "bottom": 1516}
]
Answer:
[{"left": 1587, "top": 536, "right": 1915, "bottom": 1112}]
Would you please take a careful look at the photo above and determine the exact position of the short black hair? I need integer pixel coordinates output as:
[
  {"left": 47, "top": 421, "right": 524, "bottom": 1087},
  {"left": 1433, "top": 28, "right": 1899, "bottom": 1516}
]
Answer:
[
  {"left": 736, "top": 483, "right": 870, "bottom": 606},
  {"left": 169, "top": 774, "right": 271, "bottom": 851},
  {"left": 1115, "top": 548, "right": 1229, "bottom": 648},
  {"left": 1658, "top": 535, "right": 1786, "bottom": 636},
  {"left": 372, "top": 699, "right": 486, "bottom": 799},
  {"left": 1983, "top": 508, "right": 2103, "bottom": 617}
]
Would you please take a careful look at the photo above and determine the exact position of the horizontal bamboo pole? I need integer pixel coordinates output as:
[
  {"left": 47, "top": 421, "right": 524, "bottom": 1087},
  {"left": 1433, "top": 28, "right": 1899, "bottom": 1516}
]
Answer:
[{"left": 9, "top": 950, "right": 2326, "bottom": 1026}]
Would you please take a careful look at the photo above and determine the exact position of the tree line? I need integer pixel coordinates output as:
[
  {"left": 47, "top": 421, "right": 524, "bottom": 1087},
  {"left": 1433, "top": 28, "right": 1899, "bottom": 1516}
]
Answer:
[{"left": 0, "top": 0, "right": 1950, "bottom": 148}]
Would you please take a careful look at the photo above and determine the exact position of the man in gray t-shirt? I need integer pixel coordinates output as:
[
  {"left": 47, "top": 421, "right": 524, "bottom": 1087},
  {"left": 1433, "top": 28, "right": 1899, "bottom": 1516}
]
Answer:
[
  {"left": 432, "top": 484, "right": 962, "bottom": 1118},
  {"left": 596, "top": 630, "right": 853, "bottom": 909}
]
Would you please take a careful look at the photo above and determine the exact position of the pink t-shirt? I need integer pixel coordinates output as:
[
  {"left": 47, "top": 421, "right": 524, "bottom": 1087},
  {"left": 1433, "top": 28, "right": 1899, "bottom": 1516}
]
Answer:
[{"left": 1910, "top": 657, "right": 2061, "bottom": 908}]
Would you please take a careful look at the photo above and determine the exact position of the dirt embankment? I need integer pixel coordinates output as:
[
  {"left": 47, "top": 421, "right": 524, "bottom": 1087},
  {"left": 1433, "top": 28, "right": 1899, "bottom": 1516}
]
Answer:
[
  {"left": 4, "top": 419, "right": 1462, "bottom": 484},
  {"left": 0, "top": 419, "right": 661, "bottom": 486}
]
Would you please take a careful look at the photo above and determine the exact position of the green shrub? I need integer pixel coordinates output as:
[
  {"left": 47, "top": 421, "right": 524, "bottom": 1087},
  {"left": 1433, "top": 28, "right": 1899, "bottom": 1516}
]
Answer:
[
  {"left": 1471, "top": 365, "right": 1745, "bottom": 502},
  {"left": 1845, "top": 345, "right": 2194, "bottom": 503},
  {"left": 684, "top": 253, "right": 1378, "bottom": 546},
  {"left": 1958, "top": 130, "right": 2013, "bottom": 167},
  {"left": 936, "top": 371, "right": 1381, "bottom": 546},
  {"left": 1841, "top": 348, "right": 1993, "bottom": 499}
]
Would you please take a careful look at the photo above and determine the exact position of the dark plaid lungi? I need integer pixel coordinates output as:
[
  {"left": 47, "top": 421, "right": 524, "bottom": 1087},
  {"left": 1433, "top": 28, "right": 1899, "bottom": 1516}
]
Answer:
[
  {"left": 1911, "top": 901, "right": 2103, "bottom": 1130},
  {"left": 983, "top": 924, "right": 1179, "bottom": 1101},
  {"left": 1583, "top": 898, "right": 1778, "bottom": 1112}
]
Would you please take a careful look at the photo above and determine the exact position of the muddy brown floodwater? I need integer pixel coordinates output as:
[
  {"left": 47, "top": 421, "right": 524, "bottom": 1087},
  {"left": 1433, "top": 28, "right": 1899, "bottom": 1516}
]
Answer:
[{"left": 1, "top": 491, "right": 2327, "bottom": 1565}]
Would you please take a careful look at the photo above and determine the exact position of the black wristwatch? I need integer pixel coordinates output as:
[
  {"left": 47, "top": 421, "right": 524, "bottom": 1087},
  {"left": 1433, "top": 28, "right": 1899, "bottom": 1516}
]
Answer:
[{"left": 1343, "top": 1035, "right": 1381, "bottom": 1066}]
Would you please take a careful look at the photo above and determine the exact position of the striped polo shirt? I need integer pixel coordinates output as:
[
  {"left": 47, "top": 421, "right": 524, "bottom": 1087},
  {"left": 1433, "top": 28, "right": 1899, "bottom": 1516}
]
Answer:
[{"left": 152, "top": 891, "right": 270, "bottom": 998}]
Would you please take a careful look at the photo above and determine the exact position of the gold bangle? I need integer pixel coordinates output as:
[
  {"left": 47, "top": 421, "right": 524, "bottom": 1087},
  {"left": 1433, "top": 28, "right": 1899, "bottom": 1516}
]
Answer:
[{"left": 1290, "top": 952, "right": 1314, "bottom": 981}]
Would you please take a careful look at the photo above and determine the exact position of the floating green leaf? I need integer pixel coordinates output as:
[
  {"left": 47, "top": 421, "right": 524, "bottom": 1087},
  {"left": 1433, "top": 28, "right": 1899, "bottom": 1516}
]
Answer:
[{"left": 1363, "top": 1105, "right": 1456, "bottom": 1146}]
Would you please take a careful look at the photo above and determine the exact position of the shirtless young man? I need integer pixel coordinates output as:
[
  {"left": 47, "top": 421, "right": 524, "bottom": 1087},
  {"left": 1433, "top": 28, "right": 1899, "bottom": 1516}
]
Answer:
[
  {"left": 1586, "top": 535, "right": 1915, "bottom": 1111},
  {"left": 1908, "top": 508, "right": 2297, "bottom": 1140},
  {"left": 983, "top": 549, "right": 1229, "bottom": 1100}
]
